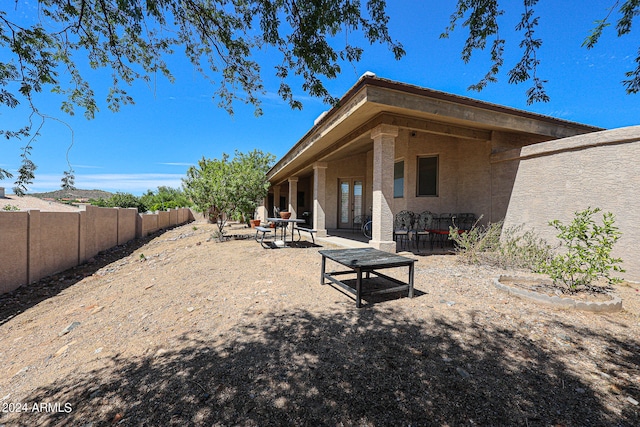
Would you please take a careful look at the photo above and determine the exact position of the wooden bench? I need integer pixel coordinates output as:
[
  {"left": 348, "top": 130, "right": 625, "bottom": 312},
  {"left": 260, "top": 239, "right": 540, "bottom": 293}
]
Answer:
[
  {"left": 295, "top": 226, "right": 317, "bottom": 244},
  {"left": 254, "top": 226, "right": 273, "bottom": 248}
]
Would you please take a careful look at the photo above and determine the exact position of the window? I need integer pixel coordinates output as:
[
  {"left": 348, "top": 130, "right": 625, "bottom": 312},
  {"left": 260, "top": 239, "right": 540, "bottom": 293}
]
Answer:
[
  {"left": 417, "top": 156, "right": 438, "bottom": 196},
  {"left": 394, "top": 160, "right": 404, "bottom": 198}
]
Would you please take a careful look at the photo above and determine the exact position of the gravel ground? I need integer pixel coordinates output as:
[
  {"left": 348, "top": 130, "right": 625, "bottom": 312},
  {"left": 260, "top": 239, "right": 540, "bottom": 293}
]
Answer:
[{"left": 1, "top": 221, "right": 639, "bottom": 426}]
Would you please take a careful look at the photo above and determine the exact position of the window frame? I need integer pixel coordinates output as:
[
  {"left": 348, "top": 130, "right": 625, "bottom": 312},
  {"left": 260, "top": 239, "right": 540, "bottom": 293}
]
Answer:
[
  {"left": 393, "top": 159, "right": 404, "bottom": 199},
  {"left": 416, "top": 155, "right": 439, "bottom": 197}
]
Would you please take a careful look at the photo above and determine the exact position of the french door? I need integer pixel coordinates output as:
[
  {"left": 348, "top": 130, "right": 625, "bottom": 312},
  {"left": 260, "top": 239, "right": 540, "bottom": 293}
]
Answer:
[{"left": 338, "top": 178, "right": 364, "bottom": 229}]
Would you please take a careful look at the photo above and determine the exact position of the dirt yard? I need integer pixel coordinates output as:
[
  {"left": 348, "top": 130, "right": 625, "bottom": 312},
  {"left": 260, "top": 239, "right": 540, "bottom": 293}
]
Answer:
[
  {"left": 0, "top": 196, "right": 82, "bottom": 212},
  {"left": 1, "top": 221, "right": 639, "bottom": 426}
]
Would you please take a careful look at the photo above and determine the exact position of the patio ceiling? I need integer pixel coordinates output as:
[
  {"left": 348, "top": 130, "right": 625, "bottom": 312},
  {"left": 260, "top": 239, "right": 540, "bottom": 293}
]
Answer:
[{"left": 267, "top": 76, "right": 602, "bottom": 185}]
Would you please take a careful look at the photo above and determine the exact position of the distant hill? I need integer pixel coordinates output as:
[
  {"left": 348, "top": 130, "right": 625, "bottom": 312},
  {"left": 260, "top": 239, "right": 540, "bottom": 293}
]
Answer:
[{"left": 30, "top": 189, "right": 114, "bottom": 200}]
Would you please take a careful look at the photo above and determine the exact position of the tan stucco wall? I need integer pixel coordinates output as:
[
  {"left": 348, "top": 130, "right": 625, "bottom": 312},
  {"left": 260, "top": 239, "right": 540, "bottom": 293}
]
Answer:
[
  {"left": 0, "top": 207, "right": 194, "bottom": 294},
  {"left": 158, "top": 210, "right": 171, "bottom": 229},
  {"left": 38, "top": 212, "right": 80, "bottom": 281},
  {"left": 118, "top": 208, "right": 138, "bottom": 245},
  {"left": 393, "top": 130, "right": 494, "bottom": 219},
  {"left": 501, "top": 126, "right": 640, "bottom": 282},
  {"left": 320, "top": 130, "right": 502, "bottom": 229},
  {"left": 0, "top": 211, "right": 28, "bottom": 291},
  {"left": 84, "top": 205, "right": 118, "bottom": 259},
  {"left": 324, "top": 154, "right": 370, "bottom": 229}
]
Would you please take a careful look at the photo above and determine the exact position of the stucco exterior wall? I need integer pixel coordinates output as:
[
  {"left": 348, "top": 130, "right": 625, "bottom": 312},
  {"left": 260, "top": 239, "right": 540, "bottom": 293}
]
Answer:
[
  {"left": 321, "top": 130, "right": 500, "bottom": 229},
  {"left": 394, "top": 131, "right": 493, "bottom": 220},
  {"left": 501, "top": 126, "right": 640, "bottom": 282},
  {"left": 37, "top": 212, "right": 80, "bottom": 281},
  {"left": 158, "top": 210, "right": 171, "bottom": 230},
  {"left": 118, "top": 208, "right": 138, "bottom": 245},
  {"left": 0, "top": 211, "right": 28, "bottom": 292},
  {"left": 324, "top": 154, "right": 369, "bottom": 229},
  {"left": 84, "top": 205, "right": 118, "bottom": 259},
  {"left": 169, "top": 209, "right": 178, "bottom": 227}
]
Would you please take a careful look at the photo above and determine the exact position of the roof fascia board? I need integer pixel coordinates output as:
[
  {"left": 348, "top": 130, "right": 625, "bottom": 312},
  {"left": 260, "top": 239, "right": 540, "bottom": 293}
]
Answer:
[
  {"left": 378, "top": 113, "right": 491, "bottom": 141},
  {"left": 366, "top": 85, "right": 597, "bottom": 139},
  {"left": 267, "top": 84, "right": 369, "bottom": 180}
]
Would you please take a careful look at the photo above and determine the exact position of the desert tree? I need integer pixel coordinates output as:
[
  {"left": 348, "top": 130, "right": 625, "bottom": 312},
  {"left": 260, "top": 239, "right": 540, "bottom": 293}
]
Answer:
[{"left": 182, "top": 149, "right": 274, "bottom": 240}]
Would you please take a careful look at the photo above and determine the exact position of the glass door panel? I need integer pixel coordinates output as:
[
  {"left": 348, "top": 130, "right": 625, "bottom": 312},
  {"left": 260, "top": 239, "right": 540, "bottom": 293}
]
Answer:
[{"left": 338, "top": 178, "right": 364, "bottom": 229}]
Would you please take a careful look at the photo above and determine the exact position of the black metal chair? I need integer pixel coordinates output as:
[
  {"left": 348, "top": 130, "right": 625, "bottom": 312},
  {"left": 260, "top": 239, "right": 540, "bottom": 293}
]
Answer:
[
  {"left": 456, "top": 213, "right": 477, "bottom": 232},
  {"left": 413, "top": 210, "right": 434, "bottom": 251},
  {"left": 393, "top": 210, "right": 414, "bottom": 250},
  {"left": 430, "top": 213, "right": 455, "bottom": 249}
]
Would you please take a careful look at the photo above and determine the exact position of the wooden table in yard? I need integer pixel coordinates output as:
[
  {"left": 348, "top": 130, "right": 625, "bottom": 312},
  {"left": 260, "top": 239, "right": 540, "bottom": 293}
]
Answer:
[{"left": 319, "top": 248, "right": 415, "bottom": 308}]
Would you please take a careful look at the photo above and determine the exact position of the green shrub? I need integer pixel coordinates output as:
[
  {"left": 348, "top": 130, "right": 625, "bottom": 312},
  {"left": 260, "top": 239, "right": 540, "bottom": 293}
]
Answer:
[
  {"left": 538, "top": 207, "right": 624, "bottom": 292},
  {"left": 2, "top": 204, "right": 20, "bottom": 211}
]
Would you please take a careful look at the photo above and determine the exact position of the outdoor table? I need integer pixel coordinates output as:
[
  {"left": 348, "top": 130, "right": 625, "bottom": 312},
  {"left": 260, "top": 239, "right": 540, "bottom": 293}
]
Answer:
[
  {"left": 319, "top": 248, "right": 415, "bottom": 308},
  {"left": 267, "top": 217, "right": 305, "bottom": 245}
]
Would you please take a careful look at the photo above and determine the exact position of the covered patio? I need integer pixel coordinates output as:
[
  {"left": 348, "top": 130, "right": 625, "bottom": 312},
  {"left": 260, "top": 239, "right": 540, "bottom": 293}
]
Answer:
[{"left": 260, "top": 75, "right": 600, "bottom": 253}]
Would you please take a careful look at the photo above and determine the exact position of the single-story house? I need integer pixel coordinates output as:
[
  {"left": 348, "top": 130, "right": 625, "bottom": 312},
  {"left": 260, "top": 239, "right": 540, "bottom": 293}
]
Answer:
[{"left": 260, "top": 74, "right": 602, "bottom": 252}]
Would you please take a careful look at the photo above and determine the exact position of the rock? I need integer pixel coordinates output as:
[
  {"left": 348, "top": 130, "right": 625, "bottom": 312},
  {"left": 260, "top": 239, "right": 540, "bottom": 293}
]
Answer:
[
  {"left": 456, "top": 367, "right": 471, "bottom": 379},
  {"left": 59, "top": 321, "right": 81, "bottom": 336},
  {"left": 89, "top": 306, "right": 104, "bottom": 315},
  {"left": 627, "top": 396, "right": 639, "bottom": 406},
  {"left": 55, "top": 344, "right": 70, "bottom": 357},
  {"left": 13, "top": 367, "right": 29, "bottom": 377},
  {"left": 154, "top": 348, "right": 168, "bottom": 358}
]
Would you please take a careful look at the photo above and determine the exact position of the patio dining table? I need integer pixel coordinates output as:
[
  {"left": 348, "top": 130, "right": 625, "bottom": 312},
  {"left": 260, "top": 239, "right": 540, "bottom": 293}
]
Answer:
[{"left": 267, "top": 217, "right": 305, "bottom": 246}]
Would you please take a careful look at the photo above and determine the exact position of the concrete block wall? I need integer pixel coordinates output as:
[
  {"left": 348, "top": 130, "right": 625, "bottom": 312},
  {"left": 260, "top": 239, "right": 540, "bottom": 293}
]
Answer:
[
  {"left": 0, "top": 211, "right": 28, "bottom": 289},
  {"left": 116, "top": 208, "right": 137, "bottom": 245},
  {"left": 0, "top": 207, "right": 194, "bottom": 294},
  {"left": 501, "top": 126, "right": 640, "bottom": 282},
  {"left": 84, "top": 205, "right": 119, "bottom": 259},
  {"left": 158, "top": 211, "right": 171, "bottom": 230},
  {"left": 35, "top": 211, "right": 81, "bottom": 283}
]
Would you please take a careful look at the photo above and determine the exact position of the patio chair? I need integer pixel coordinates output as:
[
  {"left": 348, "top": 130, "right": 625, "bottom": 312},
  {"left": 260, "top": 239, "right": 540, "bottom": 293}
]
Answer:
[
  {"left": 429, "top": 213, "right": 455, "bottom": 249},
  {"left": 456, "top": 213, "right": 477, "bottom": 232},
  {"left": 413, "top": 210, "right": 434, "bottom": 251},
  {"left": 393, "top": 210, "right": 414, "bottom": 250}
]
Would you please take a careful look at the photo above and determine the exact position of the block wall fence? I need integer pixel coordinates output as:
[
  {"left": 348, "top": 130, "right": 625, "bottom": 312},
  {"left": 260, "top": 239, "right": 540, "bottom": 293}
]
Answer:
[
  {"left": 499, "top": 126, "right": 640, "bottom": 283},
  {"left": 0, "top": 205, "right": 195, "bottom": 294}
]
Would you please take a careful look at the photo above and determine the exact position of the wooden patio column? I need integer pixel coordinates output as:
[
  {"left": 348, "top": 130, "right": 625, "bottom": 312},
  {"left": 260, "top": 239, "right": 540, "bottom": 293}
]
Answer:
[
  {"left": 313, "top": 162, "right": 328, "bottom": 237},
  {"left": 370, "top": 124, "right": 398, "bottom": 252}
]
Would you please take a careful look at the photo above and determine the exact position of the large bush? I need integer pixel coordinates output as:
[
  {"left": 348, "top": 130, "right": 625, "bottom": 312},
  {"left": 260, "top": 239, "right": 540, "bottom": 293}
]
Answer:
[{"left": 538, "top": 207, "right": 624, "bottom": 292}]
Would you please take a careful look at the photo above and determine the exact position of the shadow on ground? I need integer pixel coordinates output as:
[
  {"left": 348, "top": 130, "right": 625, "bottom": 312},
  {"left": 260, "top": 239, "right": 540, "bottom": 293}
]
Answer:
[{"left": 5, "top": 308, "right": 638, "bottom": 426}]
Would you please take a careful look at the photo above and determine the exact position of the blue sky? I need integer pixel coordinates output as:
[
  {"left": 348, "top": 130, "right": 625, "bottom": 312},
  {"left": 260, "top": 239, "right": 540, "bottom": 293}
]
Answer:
[{"left": 1, "top": 1, "right": 639, "bottom": 195}]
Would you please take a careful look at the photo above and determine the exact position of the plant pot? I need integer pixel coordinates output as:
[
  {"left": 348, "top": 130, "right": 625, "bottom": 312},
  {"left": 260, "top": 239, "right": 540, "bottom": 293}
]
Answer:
[
  {"left": 249, "top": 219, "right": 261, "bottom": 228},
  {"left": 279, "top": 211, "right": 291, "bottom": 219}
]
